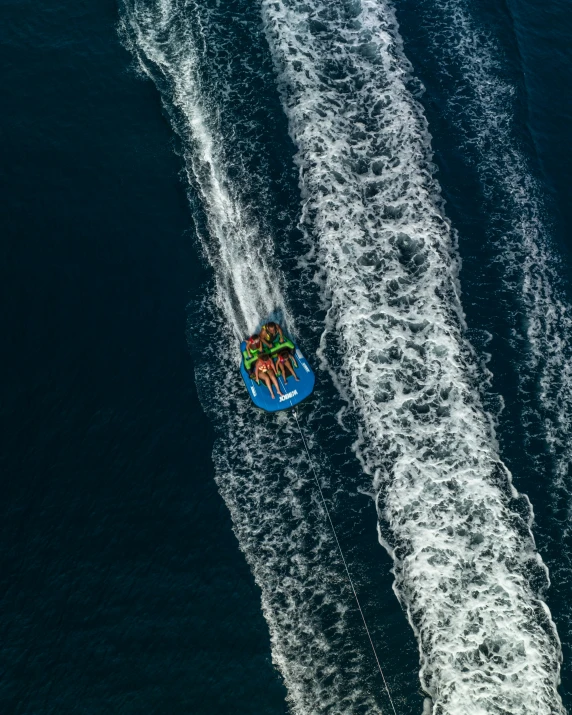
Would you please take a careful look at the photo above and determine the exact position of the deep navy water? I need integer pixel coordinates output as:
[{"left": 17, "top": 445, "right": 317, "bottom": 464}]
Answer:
[
  {"left": 2, "top": 0, "right": 572, "bottom": 714},
  {"left": 1, "top": 2, "right": 285, "bottom": 712}
]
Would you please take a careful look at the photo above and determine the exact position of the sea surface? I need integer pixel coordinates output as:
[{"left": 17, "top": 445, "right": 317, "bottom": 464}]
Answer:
[{"left": 1, "top": 0, "right": 572, "bottom": 713}]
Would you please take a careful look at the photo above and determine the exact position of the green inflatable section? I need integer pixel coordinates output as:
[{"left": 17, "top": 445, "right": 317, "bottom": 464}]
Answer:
[{"left": 242, "top": 339, "right": 296, "bottom": 371}]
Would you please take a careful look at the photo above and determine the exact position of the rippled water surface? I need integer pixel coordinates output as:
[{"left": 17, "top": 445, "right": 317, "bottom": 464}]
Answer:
[{"left": 2, "top": 0, "right": 572, "bottom": 712}]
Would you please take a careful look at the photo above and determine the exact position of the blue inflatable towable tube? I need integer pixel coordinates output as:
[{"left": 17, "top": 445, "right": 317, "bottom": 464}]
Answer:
[{"left": 240, "top": 340, "right": 315, "bottom": 413}]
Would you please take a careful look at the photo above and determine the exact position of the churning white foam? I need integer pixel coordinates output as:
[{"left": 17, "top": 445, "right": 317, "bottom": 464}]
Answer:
[
  {"left": 261, "top": 0, "right": 565, "bottom": 711},
  {"left": 197, "top": 357, "right": 389, "bottom": 714},
  {"left": 425, "top": 0, "right": 572, "bottom": 517},
  {"left": 119, "top": 1, "right": 403, "bottom": 711},
  {"left": 120, "top": 0, "right": 288, "bottom": 338}
]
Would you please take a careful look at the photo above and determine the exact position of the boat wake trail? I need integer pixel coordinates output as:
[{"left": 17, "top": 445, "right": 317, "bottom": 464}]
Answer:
[
  {"left": 422, "top": 0, "right": 572, "bottom": 523},
  {"left": 262, "top": 0, "right": 565, "bottom": 712},
  {"left": 120, "top": 1, "right": 404, "bottom": 711},
  {"left": 406, "top": 0, "right": 572, "bottom": 690},
  {"left": 197, "top": 363, "right": 390, "bottom": 714},
  {"left": 120, "top": 0, "right": 287, "bottom": 338}
]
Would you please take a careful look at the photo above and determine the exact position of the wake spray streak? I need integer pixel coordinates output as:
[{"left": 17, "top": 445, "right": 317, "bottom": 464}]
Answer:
[
  {"left": 121, "top": 0, "right": 287, "bottom": 337},
  {"left": 406, "top": 0, "right": 572, "bottom": 695},
  {"left": 120, "top": 1, "right": 402, "bottom": 711},
  {"left": 261, "top": 0, "right": 565, "bottom": 712},
  {"left": 422, "top": 0, "right": 572, "bottom": 533}
]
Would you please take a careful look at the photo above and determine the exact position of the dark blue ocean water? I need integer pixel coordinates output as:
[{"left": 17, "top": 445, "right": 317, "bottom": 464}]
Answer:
[
  {"left": 1, "top": 2, "right": 285, "bottom": 712},
  {"left": 2, "top": 0, "right": 572, "bottom": 713}
]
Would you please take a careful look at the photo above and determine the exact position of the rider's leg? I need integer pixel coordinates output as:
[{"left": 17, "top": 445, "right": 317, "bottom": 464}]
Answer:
[
  {"left": 260, "top": 373, "right": 275, "bottom": 398},
  {"left": 286, "top": 361, "right": 300, "bottom": 381},
  {"left": 269, "top": 372, "right": 283, "bottom": 396}
]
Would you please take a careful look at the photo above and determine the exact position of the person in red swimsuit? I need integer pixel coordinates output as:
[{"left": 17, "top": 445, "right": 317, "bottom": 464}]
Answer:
[
  {"left": 245, "top": 334, "right": 262, "bottom": 359},
  {"left": 275, "top": 348, "right": 299, "bottom": 383},
  {"left": 254, "top": 353, "right": 283, "bottom": 399}
]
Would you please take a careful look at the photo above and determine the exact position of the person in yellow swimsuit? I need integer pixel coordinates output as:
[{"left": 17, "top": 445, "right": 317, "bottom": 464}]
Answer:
[{"left": 260, "top": 321, "right": 284, "bottom": 350}]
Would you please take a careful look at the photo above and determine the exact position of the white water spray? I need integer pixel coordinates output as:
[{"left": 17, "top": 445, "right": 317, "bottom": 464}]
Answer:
[
  {"left": 121, "top": 0, "right": 288, "bottom": 338},
  {"left": 120, "top": 1, "right": 406, "bottom": 711},
  {"left": 261, "top": 0, "right": 565, "bottom": 711}
]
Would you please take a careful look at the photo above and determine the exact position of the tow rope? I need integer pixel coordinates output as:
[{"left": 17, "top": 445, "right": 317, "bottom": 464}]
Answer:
[{"left": 291, "top": 407, "right": 398, "bottom": 715}]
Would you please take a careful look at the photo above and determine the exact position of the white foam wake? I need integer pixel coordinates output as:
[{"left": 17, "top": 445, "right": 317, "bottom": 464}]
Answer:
[
  {"left": 120, "top": 0, "right": 288, "bottom": 338},
  {"left": 261, "top": 0, "right": 565, "bottom": 712},
  {"left": 196, "top": 357, "right": 389, "bottom": 714},
  {"left": 424, "top": 0, "right": 572, "bottom": 523},
  {"left": 119, "top": 1, "right": 403, "bottom": 711}
]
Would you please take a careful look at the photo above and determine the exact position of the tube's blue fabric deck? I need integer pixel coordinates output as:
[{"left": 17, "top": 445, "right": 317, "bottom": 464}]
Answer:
[{"left": 239, "top": 342, "right": 315, "bottom": 412}]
